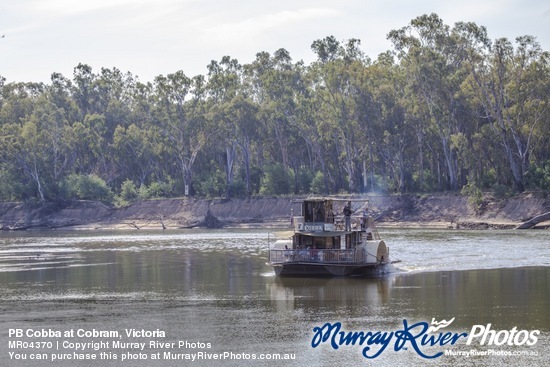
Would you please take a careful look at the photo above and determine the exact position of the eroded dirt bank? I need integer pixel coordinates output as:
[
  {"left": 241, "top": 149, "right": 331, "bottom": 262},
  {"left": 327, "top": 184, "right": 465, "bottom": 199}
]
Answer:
[{"left": 0, "top": 193, "right": 548, "bottom": 231}]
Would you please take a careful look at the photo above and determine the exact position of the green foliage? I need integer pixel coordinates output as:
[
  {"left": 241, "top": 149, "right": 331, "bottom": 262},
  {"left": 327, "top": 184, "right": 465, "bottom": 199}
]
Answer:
[
  {"left": 115, "top": 179, "right": 139, "bottom": 206},
  {"left": 480, "top": 168, "right": 498, "bottom": 189},
  {"left": 248, "top": 166, "right": 263, "bottom": 195},
  {"left": 290, "top": 168, "right": 315, "bottom": 194},
  {"left": 119, "top": 180, "right": 139, "bottom": 201},
  {"left": 146, "top": 181, "right": 171, "bottom": 198},
  {"left": 64, "top": 174, "right": 113, "bottom": 201},
  {"left": 138, "top": 184, "right": 150, "bottom": 199},
  {"left": 0, "top": 167, "right": 22, "bottom": 200},
  {"left": 194, "top": 169, "right": 225, "bottom": 198},
  {"left": 461, "top": 182, "right": 483, "bottom": 214},
  {"left": 228, "top": 179, "right": 247, "bottom": 197},
  {"left": 412, "top": 170, "right": 438, "bottom": 192},
  {"left": 260, "top": 164, "right": 292, "bottom": 195},
  {"left": 137, "top": 180, "right": 174, "bottom": 199},
  {"left": 526, "top": 162, "right": 550, "bottom": 191},
  {"left": 310, "top": 171, "right": 326, "bottom": 194}
]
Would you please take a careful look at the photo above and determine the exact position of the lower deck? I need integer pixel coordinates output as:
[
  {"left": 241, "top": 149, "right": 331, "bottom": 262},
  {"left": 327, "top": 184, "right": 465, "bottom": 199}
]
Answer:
[{"left": 269, "top": 248, "right": 367, "bottom": 264}]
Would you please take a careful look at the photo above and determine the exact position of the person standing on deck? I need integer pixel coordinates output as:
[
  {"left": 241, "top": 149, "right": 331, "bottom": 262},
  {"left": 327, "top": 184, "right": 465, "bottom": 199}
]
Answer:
[{"left": 343, "top": 203, "right": 352, "bottom": 231}]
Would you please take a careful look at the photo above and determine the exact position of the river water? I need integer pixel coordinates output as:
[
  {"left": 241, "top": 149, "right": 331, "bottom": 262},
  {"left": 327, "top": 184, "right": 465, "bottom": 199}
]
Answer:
[{"left": 0, "top": 228, "right": 548, "bottom": 366}]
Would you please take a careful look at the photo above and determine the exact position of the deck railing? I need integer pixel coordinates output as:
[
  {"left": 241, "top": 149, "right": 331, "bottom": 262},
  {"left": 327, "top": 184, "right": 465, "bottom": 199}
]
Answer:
[{"left": 269, "top": 248, "right": 366, "bottom": 264}]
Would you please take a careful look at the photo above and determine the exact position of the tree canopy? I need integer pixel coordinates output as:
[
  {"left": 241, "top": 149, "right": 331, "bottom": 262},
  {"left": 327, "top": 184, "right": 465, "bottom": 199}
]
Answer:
[{"left": 1, "top": 14, "right": 548, "bottom": 204}]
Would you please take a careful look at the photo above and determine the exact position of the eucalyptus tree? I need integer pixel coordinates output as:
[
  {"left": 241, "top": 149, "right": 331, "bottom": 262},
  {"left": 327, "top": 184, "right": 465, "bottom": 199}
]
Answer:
[
  {"left": 309, "top": 36, "right": 369, "bottom": 192},
  {"left": 32, "top": 94, "right": 76, "bottom": 195},
  {"left": 112, "top": 123, "right": 161, "bottom": 187},
  {"left": 244, "top": 48, "right": 306, "bottom": 193},
  {"left": 14, "top": 120, "right": 49, "bottom": 201},
  {"left": 72, "top": 63, "right": 99, "bottom": 118},
  {"left": 94, "top": 67, "right": 135, "bottom": 134},
  {"left": 364, "top": 54, "right": 414, "bottom": 192},
  {"left": 0, "top": 80, "right": 80, "bottom": 200},
  {"left": 49, "top": 72, "right": 80, "bottom": 125},
  {"left": 293, "top": 78, "right": 333, "bottom": 194},
  {"left": 206, "top": 56, "right": 245, "bottom": 197},
  {"left": 129, "top": 81, "right": 155, "bottom": 127},
  {"left": 153, "top": 71, "right": 206, "bottom": 196},
  {"left": 388, "top": 14, "right": 471, "bottom": 191},
  {"left": 0, "top": 82, "right": 44, "bottom": 126},
  {"left": 69, "top": 66, "right": 121, "bottom": 182},
  {"left": 455, "top": 22, "right": 550, "bottom": 191},
  {"left": 0, "top": 82, "right": 40, "bottom": 197},
  {"left": 0, "top": 83, "right": 56, "bottom": 201},
  {"left": 223, "top": 94, "right": 259, "bottom": 195},
  {"left": 0, "top": 122, "right": 26, "bottom": 199}
]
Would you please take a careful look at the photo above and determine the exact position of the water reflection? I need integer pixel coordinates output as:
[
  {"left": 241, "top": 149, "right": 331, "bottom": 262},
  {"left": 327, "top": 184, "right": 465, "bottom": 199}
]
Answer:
[
  {"left": 269, "top": 276, "right": 393, "bottom": 304},
  {"left": 264, "top": 267, "right": 550, "bottom": 330}
]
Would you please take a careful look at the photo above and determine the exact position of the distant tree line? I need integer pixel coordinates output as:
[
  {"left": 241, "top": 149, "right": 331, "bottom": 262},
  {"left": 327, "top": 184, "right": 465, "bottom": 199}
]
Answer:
[{"left": 0, "top": 14, "right": 548, "bottom": 205}]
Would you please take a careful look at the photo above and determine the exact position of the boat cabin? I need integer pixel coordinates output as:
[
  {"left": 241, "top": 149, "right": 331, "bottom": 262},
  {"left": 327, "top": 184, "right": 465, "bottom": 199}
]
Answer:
[{"left": 289, "top": 198, "right": 379, "bottom": 251}]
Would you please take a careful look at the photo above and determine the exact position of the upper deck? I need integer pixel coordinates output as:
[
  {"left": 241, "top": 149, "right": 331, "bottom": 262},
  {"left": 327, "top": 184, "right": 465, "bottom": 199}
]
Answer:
[{"left": 291, "top": 197, "right": 376, "bottom": 237}]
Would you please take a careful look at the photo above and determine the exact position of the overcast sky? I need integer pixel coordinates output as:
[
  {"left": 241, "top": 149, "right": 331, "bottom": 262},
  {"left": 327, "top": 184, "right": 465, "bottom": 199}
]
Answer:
[{"left": 1, "top": 0, "right": 548, "bottom": 84}]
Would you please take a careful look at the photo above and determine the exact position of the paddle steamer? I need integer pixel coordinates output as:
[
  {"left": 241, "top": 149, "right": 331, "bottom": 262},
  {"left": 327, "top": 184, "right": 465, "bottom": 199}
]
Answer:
[{"left": 269, "top": 197, "right": 398, "bottom": 276}]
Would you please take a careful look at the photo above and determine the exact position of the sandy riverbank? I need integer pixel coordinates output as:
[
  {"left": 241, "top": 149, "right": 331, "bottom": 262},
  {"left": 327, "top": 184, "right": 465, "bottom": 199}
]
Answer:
[{"left": 0, "top": 193, "right": 548, "bottom": 231}]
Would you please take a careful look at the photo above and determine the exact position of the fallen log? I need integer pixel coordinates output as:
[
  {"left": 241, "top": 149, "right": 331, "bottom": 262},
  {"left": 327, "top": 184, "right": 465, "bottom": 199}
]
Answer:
[{"left": 516, "top": 211, "right": 550, "bottom": 229}]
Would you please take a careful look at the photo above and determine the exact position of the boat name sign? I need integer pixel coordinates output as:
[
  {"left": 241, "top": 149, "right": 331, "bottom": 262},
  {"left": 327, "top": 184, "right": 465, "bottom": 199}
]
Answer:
[{"left": 301, "top": 223, "right": 333, "bottom": 232}]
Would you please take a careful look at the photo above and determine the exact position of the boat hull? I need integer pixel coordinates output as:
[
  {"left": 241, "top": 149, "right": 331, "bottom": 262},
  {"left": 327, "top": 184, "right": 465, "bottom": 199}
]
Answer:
[{"left": 272, "top": 262, "right": 392, "bottom": 277}]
